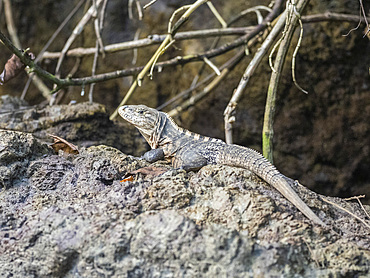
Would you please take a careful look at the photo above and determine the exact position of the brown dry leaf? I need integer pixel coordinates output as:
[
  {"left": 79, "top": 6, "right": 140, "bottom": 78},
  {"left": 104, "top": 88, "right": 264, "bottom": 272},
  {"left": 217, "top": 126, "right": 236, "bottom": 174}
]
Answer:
[
  {"left": 130, "top": 166, "right": 168, "bottom": 177},
  {"left": 48, "top": 134, "right": 79, "bottom": 155},
  {"left": 0, "top": 52, "right": 35, "bottom": 85},
  {"left": 120, "top": 176, "right": 134, "bottom": 183}
]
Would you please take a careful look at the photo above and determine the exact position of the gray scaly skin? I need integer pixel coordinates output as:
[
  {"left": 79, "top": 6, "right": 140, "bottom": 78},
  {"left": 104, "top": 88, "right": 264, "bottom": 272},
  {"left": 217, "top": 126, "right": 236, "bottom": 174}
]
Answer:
[{"left": 119, "top": 105, "right": 325, "bottom": 226}]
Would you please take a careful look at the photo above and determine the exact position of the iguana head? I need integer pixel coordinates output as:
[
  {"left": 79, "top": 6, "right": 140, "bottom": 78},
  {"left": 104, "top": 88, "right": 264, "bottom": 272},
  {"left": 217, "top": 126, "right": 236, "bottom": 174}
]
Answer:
[{"left": 118, "top": 105, "right": 162, "bottom": 147}]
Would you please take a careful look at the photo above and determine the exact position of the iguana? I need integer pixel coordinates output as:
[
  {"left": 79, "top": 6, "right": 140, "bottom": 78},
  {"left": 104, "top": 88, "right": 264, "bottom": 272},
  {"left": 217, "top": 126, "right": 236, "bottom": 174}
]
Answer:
[{"left": 119, "top": 105, "right": 325, "bottom": 226}]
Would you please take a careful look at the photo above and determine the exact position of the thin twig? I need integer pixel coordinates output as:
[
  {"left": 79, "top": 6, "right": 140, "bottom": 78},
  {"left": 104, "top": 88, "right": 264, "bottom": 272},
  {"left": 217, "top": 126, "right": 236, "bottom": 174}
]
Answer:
[
  {"left": 93, "top": 0, "right": 105, "bottom": 57},
  {"left": 110, "top": 0, "right": 209, "bottom": 120},
  {"left": 3, "top": 0, "right": 51, "bottom": 100},
  {"left": 186, "top": 4, "right": 272, "bottom": 107},
  {"left": 228, "top": 5, "right": 272, "bottom": 26},
  {"left": 168, "top": 5, "right": 192, "bottom": 33},
  {"left": 42, "top": 26, "right": 253, "bottom": 59},
  {"left": 156, "top": 72, "right": 215, "bottom": 110},
  {"left": 89, "top": 40, "right": 99, "bottom": 103},
  {"left": 40, "top": 12, "right": 370, "bottom": 60},
  {"left": 0, "top": 1, "right": 275, "bottom": 100},
  {"left": 188, "top": 1, "right": 229, "bottom": 95},
  {"left": 1, "top": 8, "right": 367, "bottom": 103},
  {"left": 99, "top": 0, "right": 109, "bottom": 29},
  {"left": 167, "top": 68, "right": 228, "bottom": 117},
  {"left": 207, "top": 2, "right": 227, "bottom": 28},
  {"left": 143, "top": 0, "right": 158, "bottom": 10},
  {"left": 88, "top": 0, "right": 106, "bottom": 102},
  {"left": 2, "top": 26, "right": 246, "bottom": 91},
  {"left": 223, "top": 0, "right": 285, "bottom": 144},
  {"left": 343, "top": 195, "right": 370, "bottom": 219},
  {"left": 0, "top": 23, "right": 279, "bottom": 92},
  {"left": 343, "top": 195, "right": 366, "bottom": 201},
  {"left": 159, "top": 48, "right": 247, "bottom": 111},
  {"left": 301, "top": 12, "right": 370, "bottom": 24},
  {"left": 55, "top": 0, "right": 103, "bottom": 78},
  {"left": 359, "top": 0, "right": 369, "bottom": 36},
  {"left": 67, "top": 57, "right": 82, "bottom": 77},
  {"left": 157, "top": 49, "right": 245, "bottom": 110},
  {"left": 132, "top": 28, "right": 141, "bottom": 65},
  {"left": 202, "top": 57, "right": 221, "bottom": 75},
  {"left": 344, "top": 0, "right": 370, "bottom": 37},
  {"left": 128, "top": 0, "right": 134, "bottom": 20},
  {"left": 291, "top": 16, "right": 308, "bottom": 94},
  {"left": 167, "top": 49, "right": 245, "bottom": 117},
  {"left": 322, "top": 197, "right": 370, "bottom": 229},
  {"left": 3, "top": 0, "right": 21, "bottom": 48},
  {"left": 21, "top": 0, "right": 85, "bottom": 100},
  {"left": 135, "top": 0, "right": 143, "bottom": 20}
]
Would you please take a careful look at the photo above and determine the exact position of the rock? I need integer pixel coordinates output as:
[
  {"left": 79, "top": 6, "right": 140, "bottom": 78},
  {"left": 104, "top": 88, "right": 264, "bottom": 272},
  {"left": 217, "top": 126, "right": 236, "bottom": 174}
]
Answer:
[
  {"left": 28, "top": 155, "right": 75, "bottom": 191},
  {"left": 0, "top": 97, "right": 148, "bottom": 157},
  {"left": 0, "top": 101, "right": 369, "bottom": 277},
  {"left": 0, "top": 129, "right": 51, "bottom": 189}
]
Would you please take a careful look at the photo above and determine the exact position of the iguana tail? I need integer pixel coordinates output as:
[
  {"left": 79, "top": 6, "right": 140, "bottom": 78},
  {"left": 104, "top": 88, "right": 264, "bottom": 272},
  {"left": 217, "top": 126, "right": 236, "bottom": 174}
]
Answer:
[{"left": 219, "top": 144, "right": 325, "bottom": 226}]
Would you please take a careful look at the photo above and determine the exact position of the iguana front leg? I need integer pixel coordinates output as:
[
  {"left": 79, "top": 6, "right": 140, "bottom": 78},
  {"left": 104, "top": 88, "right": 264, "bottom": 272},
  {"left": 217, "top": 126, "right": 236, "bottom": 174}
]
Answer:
[
  {"left": 172, "top": 150, "right": 208, "bottom": 172},
  {"left": 142, "top": 149, "right": 165, "bottom": 163},
  {"left": 142, "top": 148, "right": 206, "bottom": 172}
]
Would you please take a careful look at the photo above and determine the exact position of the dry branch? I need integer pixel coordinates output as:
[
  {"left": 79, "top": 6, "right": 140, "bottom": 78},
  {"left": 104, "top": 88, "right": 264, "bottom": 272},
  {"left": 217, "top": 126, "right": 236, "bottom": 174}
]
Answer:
[
  {"left": 3, "top": 0, "right": 50, "bottom": 99},
  {"left": 301, "top": 12, "right": 370, "bottom": 24},
  {"left": 42, "top": 27, "right": 254, "bottom": 60},
  {"left": 167, "top": 48, "right": 245, "bottom": 117},
  {"left": 40, "top": 12, "right": 369, "bottom": 60},
  {"left": 322, "top": 197, "right": 370, "bottom": 230},
  {"left": 0, "top": 1, "right": 368, "bottom": 109},
  {"left": 223, "top": 0, "right": 285, "bottom": 144},
  {"left": 55, "top": 0, "right": 104, "bottom": 78},
  {"left": 262, "top": 0, "right": 309, "bottom": 162},
  {"left": 21, "top": 0, "right": 85, "bottom": 100},
  {"left": 109, "top": 0, "right": 210, "bottom": 120}
]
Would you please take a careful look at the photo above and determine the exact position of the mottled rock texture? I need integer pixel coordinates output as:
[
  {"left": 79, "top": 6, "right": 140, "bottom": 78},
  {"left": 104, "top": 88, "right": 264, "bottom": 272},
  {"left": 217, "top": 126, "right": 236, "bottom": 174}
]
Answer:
[{"left": 0, "top": 100, "right": 369, "bottom": 277}]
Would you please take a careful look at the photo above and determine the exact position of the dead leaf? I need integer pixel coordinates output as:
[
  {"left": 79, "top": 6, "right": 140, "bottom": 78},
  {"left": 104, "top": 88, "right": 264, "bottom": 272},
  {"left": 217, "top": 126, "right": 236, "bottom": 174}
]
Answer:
[
  {"left": 48, "top": 134, "right": 79, "bottom": 155},
  {"left": 0, "top": 51, "right": 35, "bottom": 85},
  {"left": 120, "top": 176, "right": 134, "bottom": 182},
  {"left": 120, "top": 166, "right": 168, "bottom": 182}
]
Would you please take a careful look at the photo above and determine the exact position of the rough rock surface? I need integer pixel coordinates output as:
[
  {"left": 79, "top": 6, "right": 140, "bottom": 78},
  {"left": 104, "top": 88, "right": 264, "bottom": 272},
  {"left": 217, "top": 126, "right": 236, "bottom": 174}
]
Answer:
[
  {"left": 0, "top": 100, "right": 369, "bottom": 277},
  {"left": 0, "top": 95, "right": 147, "bottom": 156}
]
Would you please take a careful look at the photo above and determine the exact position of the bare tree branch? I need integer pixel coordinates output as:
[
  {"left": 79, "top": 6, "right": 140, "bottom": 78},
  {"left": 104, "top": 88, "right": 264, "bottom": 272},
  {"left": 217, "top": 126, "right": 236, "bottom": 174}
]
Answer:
[
  {"left": 110, "top": 0, "right": 211, "bottom": 120},
  {"left": 55, "top": 0, "right": 103, "bottom": 78},
  {"left": 40, "top": 12, "right": 369, "bottom": 61},
  {"left": 0, "top": 1, "right": 367, "bottom": 111},
  {"left": 223, "top": 0, "right": 285, "bottom": 144},
  {"left": 42, "top": 26, "right": 254, "bottom": 59},
  {"left": 301, "top": 11, "right": 370, "bottom": 24},
  {"left": 3, "top": 0, "right": 50, "bottom": 99},
  {"left": 167, "top": 48, "right": 245, "bottom": 117},
  {"left": 21, "top": 0, "right": 85, "bottom": 100},
  {"left": 262, "top": 0, "right": 310, "bottom": 162},
  {"left": 143, "top": 0, "right": 158, "bottom": 10}
]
